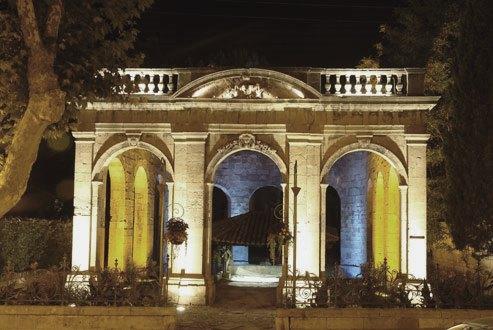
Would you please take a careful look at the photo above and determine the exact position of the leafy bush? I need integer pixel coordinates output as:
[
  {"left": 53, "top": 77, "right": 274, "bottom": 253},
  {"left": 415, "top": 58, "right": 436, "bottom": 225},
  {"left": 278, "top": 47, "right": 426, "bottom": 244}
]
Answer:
[
  {"left": 426, "top": 263, "right": 493, "bottom": 309},
  {"left": 311, "top": 261, "right": 493, "bottom": 309},
  {"left": 315, "top": 262, "right": 412, "bottom": 308},
  {"left": 0, "top": 262, "right": 165, "bottom": 306},
  {"left": 0, "top": 217, "right": 72, "bottom": 271}
]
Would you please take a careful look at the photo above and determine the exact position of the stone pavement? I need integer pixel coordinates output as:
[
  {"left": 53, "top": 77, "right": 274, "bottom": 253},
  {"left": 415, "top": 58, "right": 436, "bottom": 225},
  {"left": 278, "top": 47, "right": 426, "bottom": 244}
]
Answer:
[
  {"left": 176, "top": 306, "right": 275, "bottom": 330},
  {"left": 176, "top": 281, "right": 277, "bottom": 329}
]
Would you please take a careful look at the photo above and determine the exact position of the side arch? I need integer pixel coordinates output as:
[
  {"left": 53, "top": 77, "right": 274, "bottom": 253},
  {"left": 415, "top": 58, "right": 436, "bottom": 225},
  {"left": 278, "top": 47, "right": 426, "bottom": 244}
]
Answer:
[
  {"left": 321, "top": 142, "right": 408, "bottom": 185},
  {"left": 92, "top": 139, "right": 174, "bottom": 182}
]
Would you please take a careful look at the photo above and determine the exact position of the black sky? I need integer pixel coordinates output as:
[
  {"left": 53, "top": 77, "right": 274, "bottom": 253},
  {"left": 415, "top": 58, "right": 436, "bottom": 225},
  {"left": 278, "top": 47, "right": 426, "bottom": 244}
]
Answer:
[
  {"left": 136, "top": 0, "right": 404, "bottom": 67},
  {"left": 10, "top": 0, "right": 405, "bottom": 217}
]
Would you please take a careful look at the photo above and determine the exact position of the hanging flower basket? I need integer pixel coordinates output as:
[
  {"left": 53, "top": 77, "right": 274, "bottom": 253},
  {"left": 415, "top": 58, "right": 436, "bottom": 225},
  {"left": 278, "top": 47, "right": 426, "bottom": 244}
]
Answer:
[{"left": 164, "top": 217, "right": 189, "bottom": 245}]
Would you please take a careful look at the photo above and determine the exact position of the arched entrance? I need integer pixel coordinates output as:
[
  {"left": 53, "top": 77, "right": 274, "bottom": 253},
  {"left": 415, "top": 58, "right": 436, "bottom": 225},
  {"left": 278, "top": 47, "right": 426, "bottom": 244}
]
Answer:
[
  {"left": 211, "top": 149, "right": 284, "bottom": 285},
  {"left": 323, "top": 151, "right": 401, "bottom": 277},
  {"left": 99, "top": 148, "right": 169, "bottom": 270}
]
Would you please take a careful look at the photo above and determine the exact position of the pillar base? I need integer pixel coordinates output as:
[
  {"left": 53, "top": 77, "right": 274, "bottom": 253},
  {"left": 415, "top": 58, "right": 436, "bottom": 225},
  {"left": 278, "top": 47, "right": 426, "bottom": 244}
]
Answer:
[{"left": 165, "top": 275, "right": 209, "bottom": 305}]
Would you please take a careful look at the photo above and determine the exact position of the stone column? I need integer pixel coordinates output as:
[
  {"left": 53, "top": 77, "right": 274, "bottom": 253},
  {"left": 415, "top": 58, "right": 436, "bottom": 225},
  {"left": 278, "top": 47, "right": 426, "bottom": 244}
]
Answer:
[
  {"left": 399, "top": 185, "right": 409, "bottom": 275},
  {"left": 96, "top": 171, "right": 108, "bottom": 269},
  {"left": 406, "top": 135, "right": 429, "bottom": 279},
  {"left": 157, "top": 182, "right": 165, "bottom": 277},
  {"left": 287, "top": 135, "right": 322, "bottom": 276},
  {"left": 167, "top": 133, "right": 208, "bottom": 305},
  {"left": 280, "top": 182, "right": 288, "bottom": 278},
  {"left": 204, "top": 182, "right": 214, "bottom": 279},
  {"left": 205, "top": 182, "right": 215, "bottom": 304},
  {"left": 90, "top": 180, "right": 103, "bottom": 270},
  {"left": 164, "top": 181, "right": 174, "bottom": 271},
  {"left": 319, "top": 183, "right": 329, "bottom": 275},
  {"left": 71, "top": 132, "right": 95, "bottom": 271}
]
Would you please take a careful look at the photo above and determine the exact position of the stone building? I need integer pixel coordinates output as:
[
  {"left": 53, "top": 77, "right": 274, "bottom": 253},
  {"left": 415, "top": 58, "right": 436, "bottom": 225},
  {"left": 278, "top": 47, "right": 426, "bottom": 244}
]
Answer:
[{"left": 71, "top": 67, "right": 439, "bottom": 304}]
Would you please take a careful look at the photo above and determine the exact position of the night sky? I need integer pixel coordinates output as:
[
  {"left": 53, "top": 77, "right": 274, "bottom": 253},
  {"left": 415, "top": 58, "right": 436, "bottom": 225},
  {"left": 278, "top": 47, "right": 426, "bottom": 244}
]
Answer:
[{"left": 9, "top": 0, "right": 405, "bottom": 218}]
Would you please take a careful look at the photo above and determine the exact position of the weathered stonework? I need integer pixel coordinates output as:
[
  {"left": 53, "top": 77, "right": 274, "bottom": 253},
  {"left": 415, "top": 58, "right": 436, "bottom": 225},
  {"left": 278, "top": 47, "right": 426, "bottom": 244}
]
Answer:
[{"left": 71, "top": 67, "right": 438, "bottom": 304}]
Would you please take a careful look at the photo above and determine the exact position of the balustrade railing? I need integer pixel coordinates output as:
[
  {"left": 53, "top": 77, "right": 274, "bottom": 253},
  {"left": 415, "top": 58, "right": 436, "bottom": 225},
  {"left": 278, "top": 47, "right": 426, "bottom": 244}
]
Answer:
[
  {"left": 121, "top": 69, "right": 178, "bottom": 95},
  {"left": 321, "top": 69, "right": 410, "bottom": 96},
  {"left": 117, "top": 68, "right": 424, "bottom": 96}
]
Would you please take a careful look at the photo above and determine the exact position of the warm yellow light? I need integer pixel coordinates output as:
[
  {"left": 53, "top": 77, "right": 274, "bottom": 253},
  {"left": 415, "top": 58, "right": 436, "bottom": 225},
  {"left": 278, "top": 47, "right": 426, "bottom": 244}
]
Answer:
[
  {"left": 386, "top": 168, "right": 400, "bottom": 272},
  {"left": 372, "top": 172, "right": 385, "bottom": 265},
  {"left": 132, "top": 166, "right": 150, "bottom": 267},
  {"left": 369, "top": 154, "right": 400, "bottom": 272},
  {"left": 108, "top": 158, "right": 126, "bottom": 269}
]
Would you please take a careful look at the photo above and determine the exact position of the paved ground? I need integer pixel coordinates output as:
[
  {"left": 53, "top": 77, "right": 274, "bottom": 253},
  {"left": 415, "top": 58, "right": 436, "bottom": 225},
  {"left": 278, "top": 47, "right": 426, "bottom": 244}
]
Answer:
[{"left": 176, "top": 281, "right": 277, "bottom": 329}]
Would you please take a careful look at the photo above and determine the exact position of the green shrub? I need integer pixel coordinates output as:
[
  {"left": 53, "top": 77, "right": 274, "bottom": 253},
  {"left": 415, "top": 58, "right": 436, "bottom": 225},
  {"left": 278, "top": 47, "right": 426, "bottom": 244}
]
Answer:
[
  {"left": 0, "top": 217, "right": 72, "bottom": 272},
  {"left": 0, "top": 262, "right": 165, "bottom": 306}
]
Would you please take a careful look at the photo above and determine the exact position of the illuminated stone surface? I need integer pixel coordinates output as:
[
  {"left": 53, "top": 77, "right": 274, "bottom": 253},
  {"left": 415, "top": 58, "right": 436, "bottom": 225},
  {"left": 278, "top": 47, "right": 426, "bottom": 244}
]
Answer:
[
  {"left": 71, "top": 68, "right": 437, "bottom": 304},
  {"left": 214, "top": 150, "right": 281, "bottom": 263}
]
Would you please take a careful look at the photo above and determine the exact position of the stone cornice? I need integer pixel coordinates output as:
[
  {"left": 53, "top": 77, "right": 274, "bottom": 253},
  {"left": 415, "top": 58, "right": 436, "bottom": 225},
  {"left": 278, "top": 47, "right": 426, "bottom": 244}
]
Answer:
[
  {"left": 86, "top": 96, "right": 439, "bottom": 112},
  {"left": 94, "top": 123, "right": 171, "bottom": 134},
  {"left": 324, "top": 125, "right": 405, "bottom": 135},
  {"left": 207, "top": 124, "right": 286, "bottom": 134}
]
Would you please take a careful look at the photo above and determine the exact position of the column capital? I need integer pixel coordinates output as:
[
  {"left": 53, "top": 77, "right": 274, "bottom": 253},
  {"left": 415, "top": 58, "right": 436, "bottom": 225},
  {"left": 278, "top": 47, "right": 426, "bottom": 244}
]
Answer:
[
  {"left": 91, "top": 180, "right": 103, "bottom": 187},
  {"left": 398, "top": 185, "right": 409, "bottom": 192},
  {"left": 405, "top": 134, "right": 430, "bottom": 146},
  {"left": 320, "top": 183, "right": 329, "bottom": 189},
  {"left": 286, "top": 133, "right": 323, "bottom": 145},
  {"left": 172, "top": 132, "right": 208, "bottom": 143},
  {"left": 72, "top": 131, "right": 95, "bottom": 143}
]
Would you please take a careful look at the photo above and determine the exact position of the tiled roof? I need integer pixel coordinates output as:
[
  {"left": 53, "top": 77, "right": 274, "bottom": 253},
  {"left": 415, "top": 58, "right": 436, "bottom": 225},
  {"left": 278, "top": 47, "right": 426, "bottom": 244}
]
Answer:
[
  {"left": 212, "top": 210, "right": 282, "bottom": 246},
  {"left": 213, "top": 210, "right": 340, "bottom": 246}
]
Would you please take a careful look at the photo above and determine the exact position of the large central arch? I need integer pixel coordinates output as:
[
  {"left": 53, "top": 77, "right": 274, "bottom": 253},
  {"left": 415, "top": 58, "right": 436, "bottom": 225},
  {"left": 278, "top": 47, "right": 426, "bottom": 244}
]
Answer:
[{"left": 206, "top": 133, "right": 287, "bottom": 183}]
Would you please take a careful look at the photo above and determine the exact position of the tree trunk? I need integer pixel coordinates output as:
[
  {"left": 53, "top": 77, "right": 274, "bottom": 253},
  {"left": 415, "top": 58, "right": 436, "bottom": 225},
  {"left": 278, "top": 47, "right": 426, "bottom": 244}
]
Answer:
[{"left": 0, "top": 0, "right": 65, "bottom": 218}]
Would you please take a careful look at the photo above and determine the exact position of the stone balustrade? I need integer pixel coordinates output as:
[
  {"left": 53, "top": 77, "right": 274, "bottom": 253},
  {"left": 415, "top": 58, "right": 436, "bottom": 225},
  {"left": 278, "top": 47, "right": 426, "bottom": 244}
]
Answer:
[
  {"left": 118, "top": 67, "right": 425, "bottom": 96},
  {"left": 321, "top": 68, "right": 422, "bottom": 96},
  {"left": 121, "top": 68, "right": 178, "bottom": 95}
]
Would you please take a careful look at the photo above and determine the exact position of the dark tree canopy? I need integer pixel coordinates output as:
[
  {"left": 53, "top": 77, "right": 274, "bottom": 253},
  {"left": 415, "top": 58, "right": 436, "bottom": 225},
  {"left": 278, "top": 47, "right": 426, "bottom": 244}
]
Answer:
[
  {"left": 373, "top": 0, "right": 492, "bottom": 256},
  {"left": 0, "top": 0, "right": 152, "bottom": 217},
  {"left": 445, "top": 0, "right": 493, "bottom": 255}
]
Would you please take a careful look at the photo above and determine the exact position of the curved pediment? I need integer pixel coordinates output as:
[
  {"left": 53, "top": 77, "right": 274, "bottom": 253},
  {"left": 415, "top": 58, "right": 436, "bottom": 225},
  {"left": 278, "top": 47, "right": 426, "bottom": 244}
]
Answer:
[{"left": 173, "top": 68, "right": 321, "bottom": 100}]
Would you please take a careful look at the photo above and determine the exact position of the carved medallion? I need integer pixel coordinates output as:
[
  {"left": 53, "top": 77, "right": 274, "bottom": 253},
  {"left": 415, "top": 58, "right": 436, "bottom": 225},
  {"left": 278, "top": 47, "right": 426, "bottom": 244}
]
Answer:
[{"left": 217, "top": 133, "right": 276, "bottom": 154}]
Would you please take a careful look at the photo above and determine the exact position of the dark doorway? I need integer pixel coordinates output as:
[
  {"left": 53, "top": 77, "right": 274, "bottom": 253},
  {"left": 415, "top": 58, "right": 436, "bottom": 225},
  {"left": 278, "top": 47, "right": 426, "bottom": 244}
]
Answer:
[
  {"left": 249, "top": 186, "right": 282, "bottom": 265},
  {"left": 326, "top": 186, "right": 341, "bottom": 272}
]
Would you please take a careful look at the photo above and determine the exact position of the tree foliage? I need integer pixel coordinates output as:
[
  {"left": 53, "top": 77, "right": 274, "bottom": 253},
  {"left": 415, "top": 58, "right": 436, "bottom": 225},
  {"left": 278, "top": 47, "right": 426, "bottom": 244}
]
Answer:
[
  {"left": 445, "top": 0, "right": 493, "bottom": 255},
  {"left": 0, "top": 0, "right": 152, "bottom": 217},
  {"left": 369, "top": 0, "right": 492, "bottom": 256}
]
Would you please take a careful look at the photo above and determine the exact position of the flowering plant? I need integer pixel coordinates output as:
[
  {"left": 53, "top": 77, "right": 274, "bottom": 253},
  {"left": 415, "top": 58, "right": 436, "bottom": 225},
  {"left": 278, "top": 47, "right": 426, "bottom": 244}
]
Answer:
[{"left": 164, "top": 217, "right": 189, "bottom": 245}]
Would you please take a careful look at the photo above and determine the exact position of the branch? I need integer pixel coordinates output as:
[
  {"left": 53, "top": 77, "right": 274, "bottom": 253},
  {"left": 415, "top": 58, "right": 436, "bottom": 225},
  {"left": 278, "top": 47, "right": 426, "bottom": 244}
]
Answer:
[
  {"left": 44, "top": 0, "right": 63, "bottom": 53},
  {"left": 16, "top": 0, "right": 42, "bottom": 51}
]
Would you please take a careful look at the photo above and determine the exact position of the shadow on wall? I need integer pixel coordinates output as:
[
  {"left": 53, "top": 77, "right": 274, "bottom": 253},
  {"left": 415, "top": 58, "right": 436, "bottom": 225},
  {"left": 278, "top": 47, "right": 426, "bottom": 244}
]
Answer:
[{"left": 325, "top": 151, "right": 400, "bottom": 278}]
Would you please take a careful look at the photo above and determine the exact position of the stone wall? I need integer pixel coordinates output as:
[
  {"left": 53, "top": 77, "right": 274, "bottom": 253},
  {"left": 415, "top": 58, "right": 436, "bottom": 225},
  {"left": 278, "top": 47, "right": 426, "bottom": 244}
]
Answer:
[
  {"left": 275, "top": 308, "right": 493, "bottom": 330},
  {"left": 327, "top": 152, "right": 369, "bottom": 277},
  {"left": 325, "top": 152, "right": 400, "bottom": 276},
  {"left": 214, "top": 150, "right": 281, "bottom": 263},
  {"left": 0, "top": 306, "right": 176, "bottom": 330}
]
